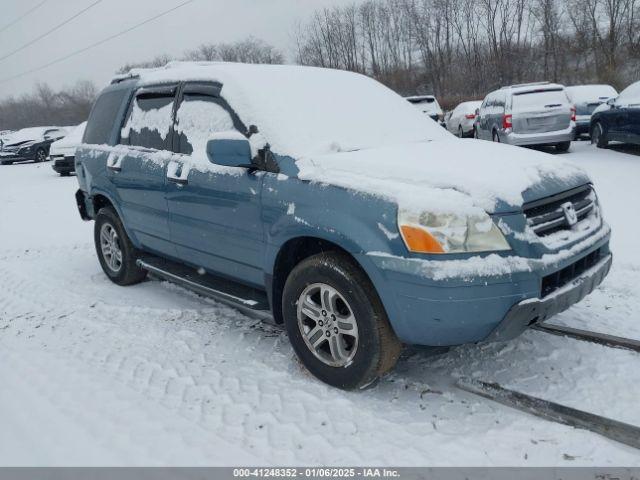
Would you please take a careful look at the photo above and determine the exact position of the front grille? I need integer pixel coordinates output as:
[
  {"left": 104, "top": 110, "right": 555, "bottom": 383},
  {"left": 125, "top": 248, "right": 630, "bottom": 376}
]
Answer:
[
  {"left": 523, "top": 185, "right": 595, "bottom": 237},
  {"left": 541, "top": 247, "right": 603, "bottom": 297}
]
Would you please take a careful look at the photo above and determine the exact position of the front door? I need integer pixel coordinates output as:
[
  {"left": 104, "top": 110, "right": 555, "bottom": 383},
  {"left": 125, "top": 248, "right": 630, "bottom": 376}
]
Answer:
[
  {"left": 109, "top": 84, "right": 177, "bottom": 257},
  {"left": 165, "top": 83, "right": 265, "bottom": 286}
]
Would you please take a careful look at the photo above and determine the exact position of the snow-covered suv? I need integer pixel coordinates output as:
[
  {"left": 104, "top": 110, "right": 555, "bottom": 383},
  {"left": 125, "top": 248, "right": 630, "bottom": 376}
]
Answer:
[{"left": 75, "top": 63, "right": 611, "bottom": 389}]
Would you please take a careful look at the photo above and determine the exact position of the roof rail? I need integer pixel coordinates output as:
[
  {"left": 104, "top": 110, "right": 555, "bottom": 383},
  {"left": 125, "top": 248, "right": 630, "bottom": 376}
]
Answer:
[
  {"left": 500, "top": 81, "right": 551, "bottom": 90},
  {"left": 110, "top": 73, "right": 140, "bottom": 84}
]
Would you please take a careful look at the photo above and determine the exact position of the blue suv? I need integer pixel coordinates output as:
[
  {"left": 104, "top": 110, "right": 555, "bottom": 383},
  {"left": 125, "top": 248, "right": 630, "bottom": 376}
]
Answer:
[{"left": 75, "top": 63, "right": 612, "bottom": 389}]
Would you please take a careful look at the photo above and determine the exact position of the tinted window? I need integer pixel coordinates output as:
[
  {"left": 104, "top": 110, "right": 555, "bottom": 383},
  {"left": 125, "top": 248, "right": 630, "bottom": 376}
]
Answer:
[
  {"left": 121, "top": 92, "right": 175, "bottom": 150},
  {"left": 175, "top": 93, "right": 239, "bottom": 155},
  {"left": 84, "top": 89, "right": 128, "bottom": 145}
]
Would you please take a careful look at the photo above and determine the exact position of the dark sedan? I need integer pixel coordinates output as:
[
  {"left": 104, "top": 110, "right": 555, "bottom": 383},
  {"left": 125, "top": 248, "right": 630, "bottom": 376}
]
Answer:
[
  {"left": 590, "top": 81, "right": 640, "bottom": 148},
  {"left": 0, "top": 127, "right": 67, "bottom": 165}
]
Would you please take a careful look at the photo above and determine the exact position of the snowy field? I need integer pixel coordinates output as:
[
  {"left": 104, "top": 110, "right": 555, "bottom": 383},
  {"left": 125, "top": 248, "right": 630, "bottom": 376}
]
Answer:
[{"left": 1, "top": 140, "right": 639, "bottom": 466}]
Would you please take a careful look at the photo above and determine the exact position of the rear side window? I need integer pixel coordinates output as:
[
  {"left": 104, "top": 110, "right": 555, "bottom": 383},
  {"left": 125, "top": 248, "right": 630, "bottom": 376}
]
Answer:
[
  {"left": 175, "top": 93, "right": 240, "bottom": 155},
  {"left": 84, "top": 89, "right": 128, "bottom": 145},
  {"left": 512, "top": 90, "right": 567, "bottom": 111},
  {"left": 120, "top": 89, "right": 176, "bottom": 151}
]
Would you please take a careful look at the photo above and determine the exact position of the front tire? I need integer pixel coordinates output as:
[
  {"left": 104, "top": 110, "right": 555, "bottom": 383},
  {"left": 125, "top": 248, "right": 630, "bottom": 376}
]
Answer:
[
  {"left": 282, "top": 252, "right": 402, "bottom": 390},
  {"left": 94, "top": 207, "right": 147, "bottom": 286},
  {"left": 591, "top": 122, "right": 608, "bottom": 148},
  {"left": 35, "top": 148, "right": 47, "bottom": 163}
]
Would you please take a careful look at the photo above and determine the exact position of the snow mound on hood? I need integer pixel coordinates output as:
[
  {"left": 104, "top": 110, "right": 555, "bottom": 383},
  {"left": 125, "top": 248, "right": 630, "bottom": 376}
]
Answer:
[{"left": 296, "top": 139, "right": 588, "bottom": 214}]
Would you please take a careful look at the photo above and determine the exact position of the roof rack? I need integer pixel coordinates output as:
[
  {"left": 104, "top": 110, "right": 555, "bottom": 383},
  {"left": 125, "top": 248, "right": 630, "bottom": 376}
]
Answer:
[
  {"left": 110, "top": 73, "right": 141, "bottom": 85},
  {"left": 500, "top": 81, "right": 551, "bottom": 90}
]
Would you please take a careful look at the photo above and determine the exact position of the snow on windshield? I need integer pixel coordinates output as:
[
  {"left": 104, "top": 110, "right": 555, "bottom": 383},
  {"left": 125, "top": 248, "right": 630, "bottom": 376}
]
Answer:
[
  {"left": 566, "top": 85, "right": 617, "bottom": 104},
  {"left": 131, "top": 63, "right": 450, "bottom": 158},
  {"left": 4, "top": 127, "right": 50, "bottom": 144},
  {"left": 512, "top": 90, "right": 569, "bottom": 111},
  {"left": 617, "top": 81, "right": 640, "bottom": 106}
]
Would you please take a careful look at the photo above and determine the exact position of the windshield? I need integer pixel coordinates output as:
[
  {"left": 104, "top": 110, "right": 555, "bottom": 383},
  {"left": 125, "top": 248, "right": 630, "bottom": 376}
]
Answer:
[
  {"left": 512, "top": 89, "right": 569, "bottom": 112},
  {"left": 137, "top": 64, "right": 450, "bottom": 158},
  {"left": 617, "top": 81, "right": 640, "bottom": 106}
]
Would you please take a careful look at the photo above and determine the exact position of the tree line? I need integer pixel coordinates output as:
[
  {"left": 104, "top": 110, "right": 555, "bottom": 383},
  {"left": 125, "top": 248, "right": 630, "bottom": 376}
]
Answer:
[{"left": 2, "top": 0, "right": 639, "bottom": 130}]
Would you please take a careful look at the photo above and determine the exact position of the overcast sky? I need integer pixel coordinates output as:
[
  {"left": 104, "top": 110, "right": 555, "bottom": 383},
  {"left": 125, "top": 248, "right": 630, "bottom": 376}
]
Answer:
[{"left": 0, "top": 0, "right": 362, "bottom": 98}]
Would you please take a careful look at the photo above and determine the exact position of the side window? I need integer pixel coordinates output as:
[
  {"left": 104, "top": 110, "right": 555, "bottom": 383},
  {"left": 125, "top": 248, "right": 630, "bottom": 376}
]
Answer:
[
  {"left": 121, "top": 89, "right": 176, "bottom": 151},
  {"left": 175, "top": 92, "right": 240, "bottom": 155},
  {"left": 84, "top": 88, "right": 129, "bottom": 145}
]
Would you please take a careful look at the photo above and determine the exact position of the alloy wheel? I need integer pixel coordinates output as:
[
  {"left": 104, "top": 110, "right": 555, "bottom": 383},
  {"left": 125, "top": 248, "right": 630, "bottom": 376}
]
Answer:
[
  {"left": 297, "top": 283, "right": 359, "bottom": 367},
  {"left": 99, "top": 223, "right": 123, "bottom": 273}
]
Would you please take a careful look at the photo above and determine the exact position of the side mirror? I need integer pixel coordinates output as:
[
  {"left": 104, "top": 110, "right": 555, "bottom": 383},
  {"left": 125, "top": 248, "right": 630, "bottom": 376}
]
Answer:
[{"left": 206, "top": 131, "right": 253, "bottom": 168}]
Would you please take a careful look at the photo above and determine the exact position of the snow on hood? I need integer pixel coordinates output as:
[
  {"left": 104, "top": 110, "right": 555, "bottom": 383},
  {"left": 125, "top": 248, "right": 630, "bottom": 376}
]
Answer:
[
  {"left": 296, "top": 138, "right": 590, "bottom": 215},
  {"left": 128, "top": 62, "right": 450, "bottom": 158},
  {"left": 566, "top": 85, "right": 618, "bottom": 104},
  {"left": 50, "top": 122, "right": 86, "bottom": 155}
]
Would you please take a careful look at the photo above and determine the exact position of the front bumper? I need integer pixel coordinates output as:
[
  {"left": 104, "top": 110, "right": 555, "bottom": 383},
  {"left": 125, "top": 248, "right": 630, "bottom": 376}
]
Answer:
[
  {"left": 0, "top": 152, "right": 33, "bottom": 163},
  {"left": 361, "top": 228, "right": 611, "bottom": 347},
  {"left": 504, "top": 125, "right": 576, "bottom": 146},
  {"left": 52, "top": 155, "right": 75, "bottom": 173},
  {"left": 575, "top": 121, "right": 591, "bottom": 136}
]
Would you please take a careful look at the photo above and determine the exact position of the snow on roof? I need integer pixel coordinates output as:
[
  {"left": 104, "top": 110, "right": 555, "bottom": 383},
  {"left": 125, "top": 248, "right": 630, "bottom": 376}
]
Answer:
[
  {"left": 125, "top": 62, "right": 450, "bottom": 158},
  {"left": 504, "top": 83, "right": 565, "bottom": 95},
  {"left": 566, "top": 85, "right": 618, "bottom": 103},
  {"left": 51, "top": 122, "right": 87, "bottom": 149}
]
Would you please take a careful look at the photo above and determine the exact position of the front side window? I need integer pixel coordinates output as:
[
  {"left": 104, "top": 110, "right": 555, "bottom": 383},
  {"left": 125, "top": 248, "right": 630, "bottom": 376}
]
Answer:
[
  {"left": 175, "top": 93, "right": 239, "bottom": 156},
  {"left": 121, "top": 90, "right": 176, "bottom": 150}
]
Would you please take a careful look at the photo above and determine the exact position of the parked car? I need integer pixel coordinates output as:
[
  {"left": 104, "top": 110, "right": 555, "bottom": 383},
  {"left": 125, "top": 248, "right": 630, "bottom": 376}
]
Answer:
[
  {"left": 0, "top": 126, "right": 68, "bottom": 165},
  {"left": 590, "top": 80, "right": 640, "bottom": 148},
  {"left": 566, "top": 84, "right": 618, "bottom": 137},
  {"left": 476, "top": 82, "right": 575, "bottom": 152},
  {"left": 75, "top": 63, "right": 610, "bottom": 390},
  {"left": 50, "top": 122, "right": 87, "bottom": 176},
  {"left": 446, "top": 100, "right": 482, "bottom": 137},
  {"left": 405, "top": 95, "right": 444, "bottom": 125}
]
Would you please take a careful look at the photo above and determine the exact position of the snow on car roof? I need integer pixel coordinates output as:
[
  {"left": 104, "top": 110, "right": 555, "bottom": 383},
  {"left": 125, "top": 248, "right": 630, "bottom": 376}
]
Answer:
[
  {"left": 3, "top": 126, "right": 68, "bottom": 144},
  {"left": 566, "top": 85, "right": 618, "bottom": 103},
  {"left": 123, "top": 62, "right": 450, "bottom": 158},
  {"left": 504, "top": 83, "right": 566, "bottom": 95}
]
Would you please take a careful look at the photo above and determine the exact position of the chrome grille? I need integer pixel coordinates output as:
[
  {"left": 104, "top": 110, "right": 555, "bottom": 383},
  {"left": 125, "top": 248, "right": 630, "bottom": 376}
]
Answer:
[{"left": 524, "top": 185, "right": 596, "bottom": 237}]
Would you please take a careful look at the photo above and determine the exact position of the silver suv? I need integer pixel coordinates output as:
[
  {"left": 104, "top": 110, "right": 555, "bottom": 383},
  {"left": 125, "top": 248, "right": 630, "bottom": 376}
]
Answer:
[{"left": 476, "top": 82, "right": 576, "bottom": 152}]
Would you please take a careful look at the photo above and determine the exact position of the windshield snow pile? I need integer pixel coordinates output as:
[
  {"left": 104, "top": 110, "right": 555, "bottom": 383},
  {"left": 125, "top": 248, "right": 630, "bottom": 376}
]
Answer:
[
  {"left": 128, "top": 62, "right": 450, "bottom": 158},
  {"left": 566, "top": 85, "right": 618, "bottom": 104}
]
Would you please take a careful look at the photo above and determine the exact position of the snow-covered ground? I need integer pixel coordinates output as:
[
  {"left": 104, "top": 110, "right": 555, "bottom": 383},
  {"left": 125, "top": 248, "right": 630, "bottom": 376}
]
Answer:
[{"left": 0, "top": 141, "right": 639, "bottom": 466}]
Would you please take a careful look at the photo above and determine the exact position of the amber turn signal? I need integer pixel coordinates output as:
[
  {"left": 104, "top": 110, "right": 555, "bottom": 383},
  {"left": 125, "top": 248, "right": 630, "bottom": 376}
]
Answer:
[{"left": 400, "top": 225, "right": 445, "bottom": 254}]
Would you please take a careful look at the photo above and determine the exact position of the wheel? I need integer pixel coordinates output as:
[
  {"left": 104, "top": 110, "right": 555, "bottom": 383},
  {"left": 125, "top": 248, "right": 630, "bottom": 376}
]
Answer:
[
  {"left": 35, "top": 148, "right": 47, "bottom": 163},
  {"left": 282, "top": 251, "right": 402, "bottom": 390},
  {"left": 591, "top": 122, "right": 608, "bottom": 148},
  {"left": 492, "top": 130, "right": 501, "bottom": 143},
  {"left": 555, "top": 141, "right": 571, "bottom": 152},
  {"left": 458, "top": 126, "right": 464, "bottom": 138},
  {"left": 94, "top": 207, "right": 147, "bottom": 286}
]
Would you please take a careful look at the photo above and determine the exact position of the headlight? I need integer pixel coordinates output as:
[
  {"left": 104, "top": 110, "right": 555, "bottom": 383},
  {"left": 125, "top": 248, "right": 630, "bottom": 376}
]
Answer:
[{"left": 398, "top": 209, "right": 510, "bottom": 254}]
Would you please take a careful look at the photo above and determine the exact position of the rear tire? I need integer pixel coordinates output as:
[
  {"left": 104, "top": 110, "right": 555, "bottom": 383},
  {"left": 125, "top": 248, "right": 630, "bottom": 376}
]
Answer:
[
  {"left": 94, "top": 207, "right": 147, "bottom": 286},
  {"left": 282, "top": 251, "right": 402, "bottom": 390},
  {"left": 591, "top": 122, "right": 608, "bottom": 148},
  {"left": 458, "top": 126, "right": 464, "bottom": 138},
  {"left": 35, "top": 148, "right": 47, "bottom": 163},
  {"left": 555, "top": 141, "right": 571, "bottom": 153}
]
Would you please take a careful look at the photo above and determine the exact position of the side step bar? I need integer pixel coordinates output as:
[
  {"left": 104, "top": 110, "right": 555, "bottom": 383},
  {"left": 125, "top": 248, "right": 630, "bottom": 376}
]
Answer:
[
  {"left": 532, "top": 322, "right": 640, "bottom": 353},
  {"left": 457, "top": 378, "right": 640, "bottom": 451},
  {"left": 136, "top": 256, "right": 273, "bottom": 320}
]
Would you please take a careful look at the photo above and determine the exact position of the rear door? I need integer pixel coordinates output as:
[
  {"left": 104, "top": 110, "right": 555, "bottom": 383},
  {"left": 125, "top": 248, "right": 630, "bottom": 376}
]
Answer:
[
  {"left": 165, "top": 82, "right": 265, "bottom": 286},
  {"left": 111, "top": 85, "right": 178, "bottom": 257}
]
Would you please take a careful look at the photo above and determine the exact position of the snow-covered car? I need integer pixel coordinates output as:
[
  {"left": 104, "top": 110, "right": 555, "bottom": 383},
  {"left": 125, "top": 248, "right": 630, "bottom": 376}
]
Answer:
[
  {"left": 590, "top": 80, "right": 640, "bottom": 148},
  {"left": 405, "top": 95, "right": 445, "bottom": 125},
  {"left": 446, "top": 100, "right": 483, "bottom": 137},
  {"left": 0, "top": 126, "right": 68, "bottom": 165},
  {"left": 566, "top": 84, "right": 618, "bottom": 137},
  {"left": 476, "top": 82, "right": 576, "bottom": 152},
  {"left": 50, "top": 122, "right": 87, "bottom": 176},
  {"left": 75, "top": 63, "right": 611, "bottom": 390}
]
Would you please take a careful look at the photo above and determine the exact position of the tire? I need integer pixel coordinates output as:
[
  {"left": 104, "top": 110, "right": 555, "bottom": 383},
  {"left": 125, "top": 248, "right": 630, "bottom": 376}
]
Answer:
[
  {"left": 458, "top": 126, "right": 464, "bottom": 138},
  {"left": 1, "top": 161, "right": 13, "bottom": 166},
  {"left": 35, "top": 148, "right": 47, "bottom": 163},
  {"left": 591, "top": 122, "right": 608, "bottom": 148},
  {"left": 282, "top": 251, "right": 402, "bottom": 390},
  {"left": 492, "top": 130, "right": 501, "bottom": 143},
  {"left": 555, "top": 141, "right": 571, "bottom": 153},
  {"left": 94, "top": 207, "right": 147, "bottom": 286}
]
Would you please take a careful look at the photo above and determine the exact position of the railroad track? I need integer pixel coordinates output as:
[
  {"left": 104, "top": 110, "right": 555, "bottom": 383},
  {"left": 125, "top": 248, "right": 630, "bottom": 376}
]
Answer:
[{"left": 457, "top": 323, "right": 640, "bottom": 451}]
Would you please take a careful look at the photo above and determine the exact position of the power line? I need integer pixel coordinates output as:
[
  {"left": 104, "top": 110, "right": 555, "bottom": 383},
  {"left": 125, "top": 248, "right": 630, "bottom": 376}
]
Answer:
[
  {"left": 0, "top": 0, "right": 49, "bottom": 35},
  {"left": 0, "top": 0, "right": 196, "bottom": 85},
  {"left": 0, "top": 0, "right": 103, "bottom": 63}
]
